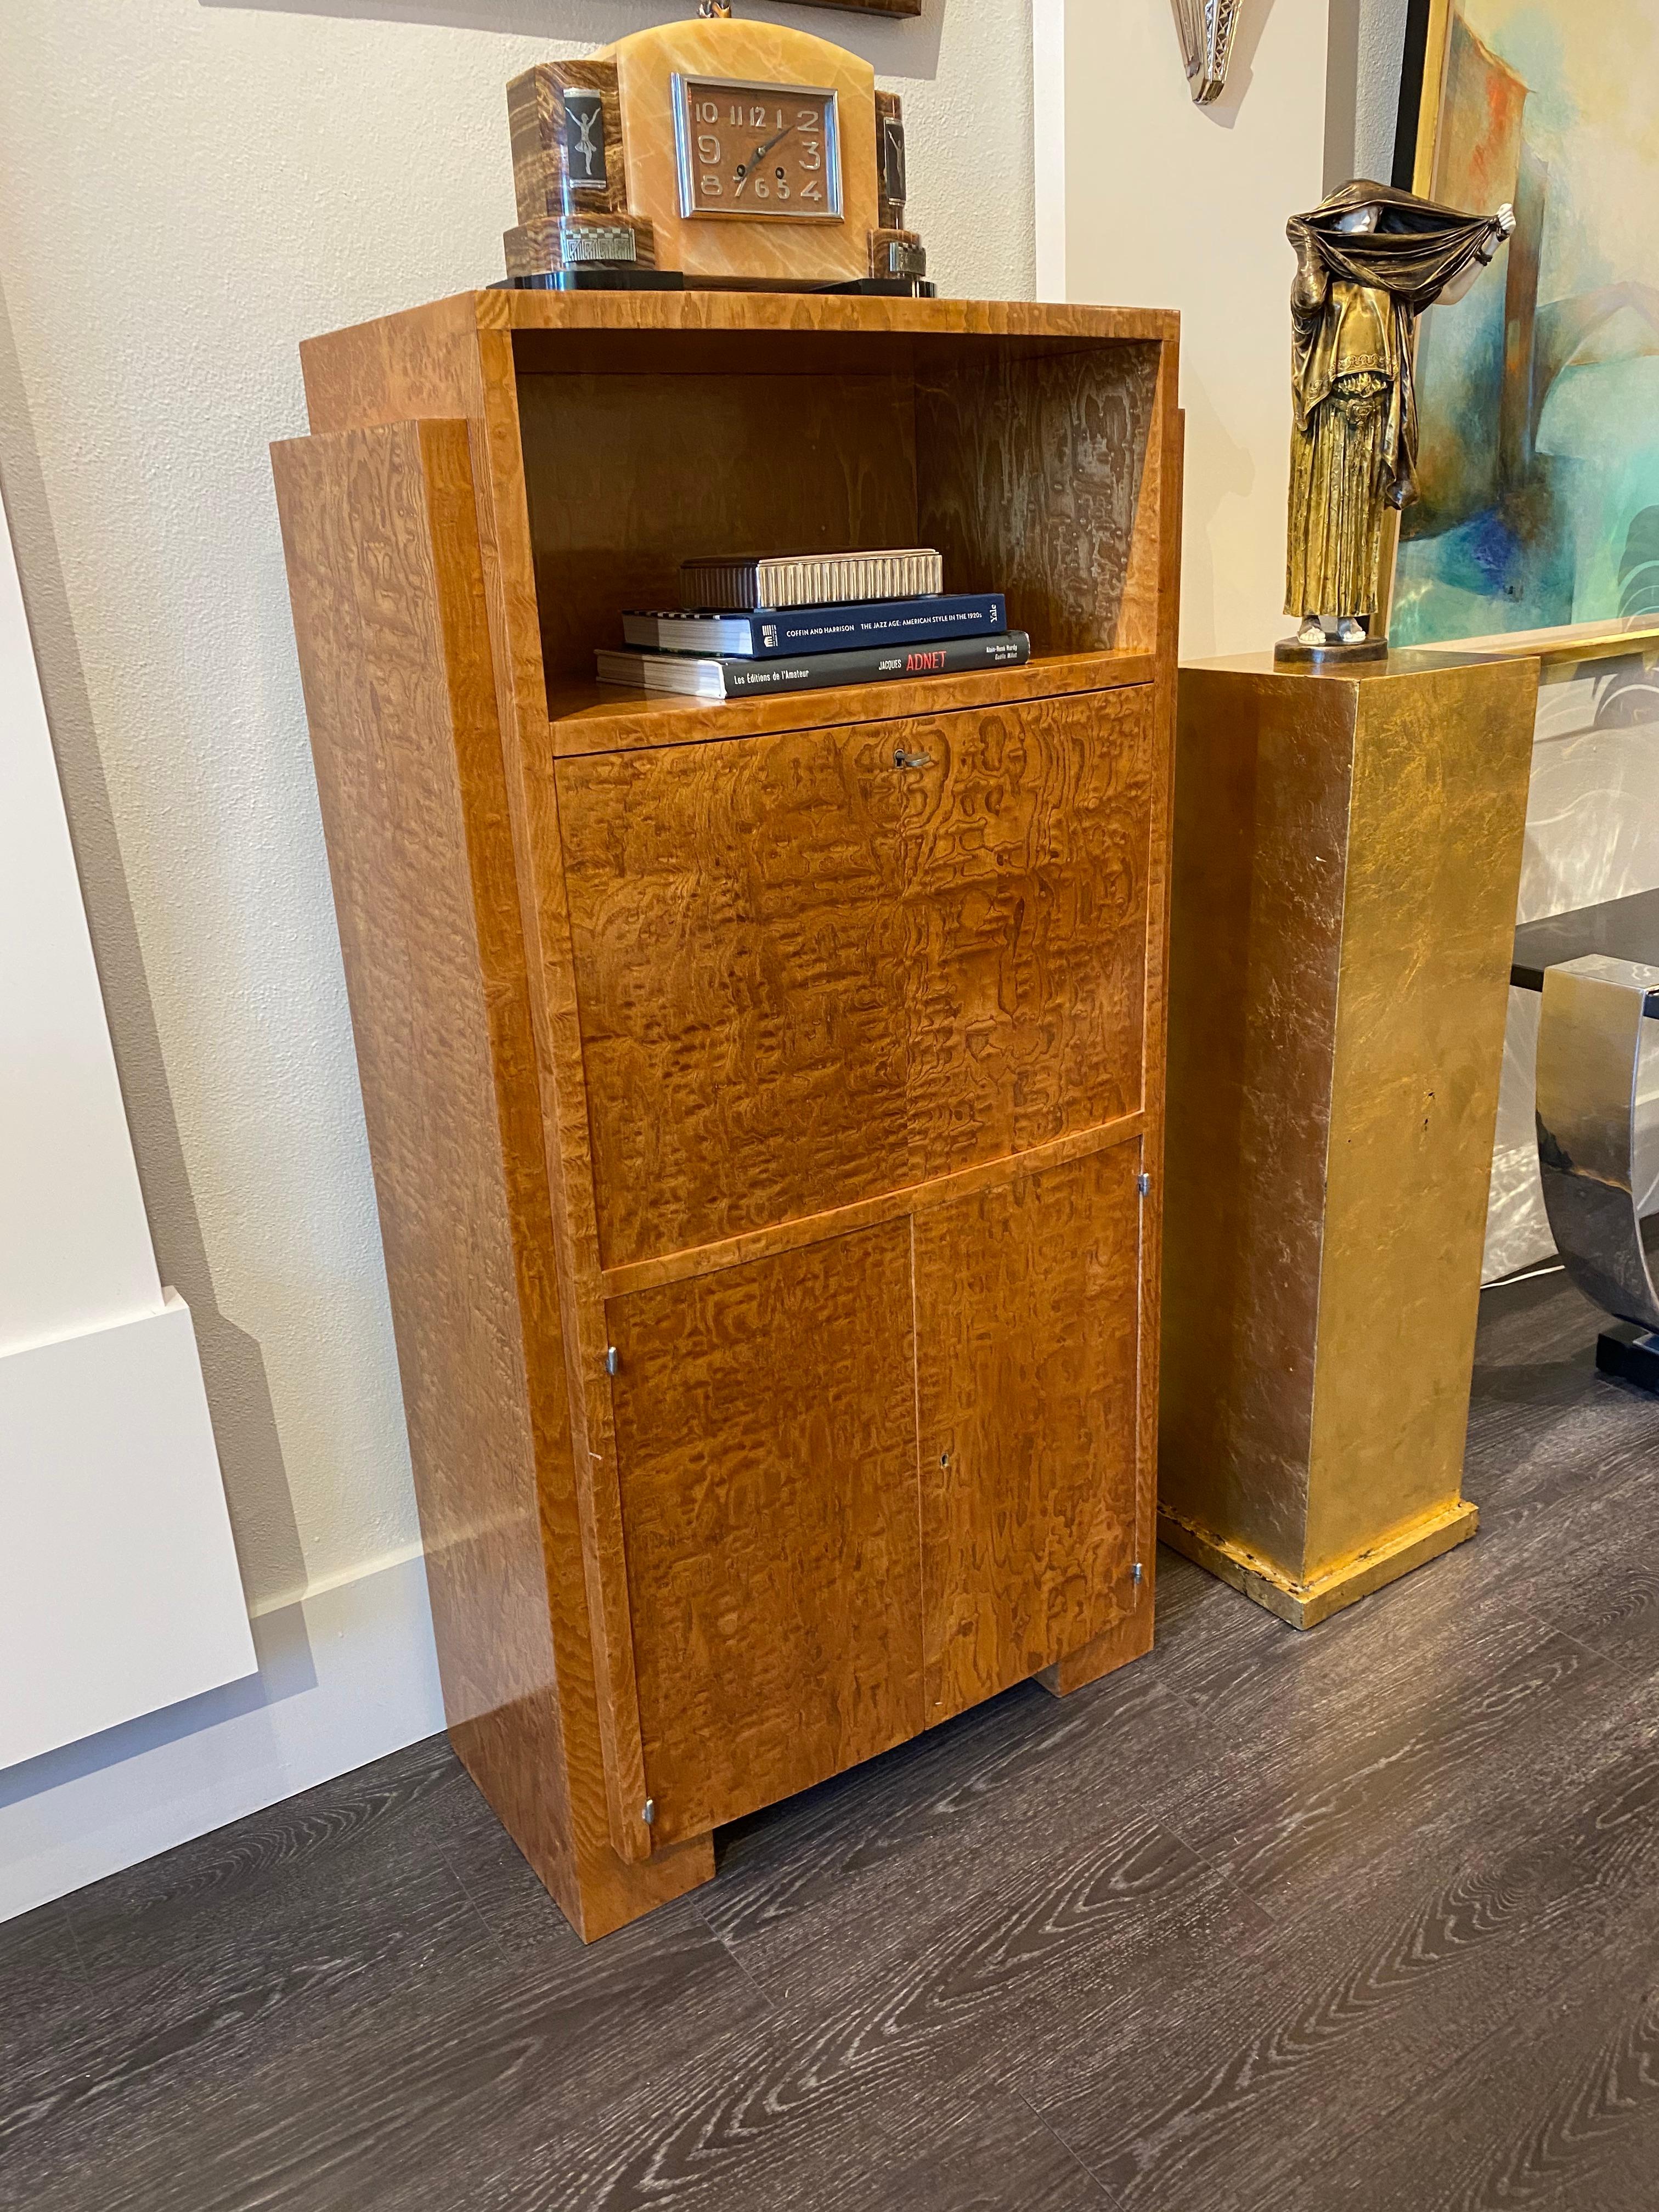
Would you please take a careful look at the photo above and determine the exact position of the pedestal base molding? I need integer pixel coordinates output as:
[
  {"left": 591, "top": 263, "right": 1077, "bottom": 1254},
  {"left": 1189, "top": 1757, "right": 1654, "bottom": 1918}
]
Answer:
[{"left": 1158, "top": 1498, "right": 1479, "bottom": 1630}]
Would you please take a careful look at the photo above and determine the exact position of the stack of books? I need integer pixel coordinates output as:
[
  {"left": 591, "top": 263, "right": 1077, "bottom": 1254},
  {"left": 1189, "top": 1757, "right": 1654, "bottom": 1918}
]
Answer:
[{"left": 596, "top": 548, "right": 1031, "bottom": 701}]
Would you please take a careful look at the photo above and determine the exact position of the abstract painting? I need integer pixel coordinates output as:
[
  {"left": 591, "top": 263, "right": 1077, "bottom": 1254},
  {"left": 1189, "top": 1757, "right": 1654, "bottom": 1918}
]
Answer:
[{"left": 1393, "top": 2, "right": 1659, "bottom": 644}]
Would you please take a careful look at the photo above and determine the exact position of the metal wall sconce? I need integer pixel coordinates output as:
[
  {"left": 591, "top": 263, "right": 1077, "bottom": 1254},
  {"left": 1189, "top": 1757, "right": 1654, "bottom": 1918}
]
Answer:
[{"left": 1172, "top": 0, "right": 1245, "bottom": 105}]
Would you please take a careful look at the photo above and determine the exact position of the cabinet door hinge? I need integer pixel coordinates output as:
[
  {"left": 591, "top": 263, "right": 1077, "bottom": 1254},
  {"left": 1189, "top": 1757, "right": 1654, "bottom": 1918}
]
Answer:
[
  {"left": 1137, "top": 1172, "right": 1152, "bottom": 1198},
  {"left": 605, "top": 1345, "right": 620, "bottom": 1375}
]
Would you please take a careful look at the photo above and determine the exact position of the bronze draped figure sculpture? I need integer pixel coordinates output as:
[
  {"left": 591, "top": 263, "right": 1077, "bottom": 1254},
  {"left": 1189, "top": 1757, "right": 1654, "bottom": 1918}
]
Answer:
[{"left": 1282, "top": 179, "right": 1515, "bottom": 660}]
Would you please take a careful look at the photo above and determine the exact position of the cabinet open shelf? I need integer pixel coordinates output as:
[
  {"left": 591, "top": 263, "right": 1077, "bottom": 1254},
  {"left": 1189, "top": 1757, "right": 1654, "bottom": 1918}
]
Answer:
[{"left": 502, "top": 294, "right": 1172, "bottom": 722}]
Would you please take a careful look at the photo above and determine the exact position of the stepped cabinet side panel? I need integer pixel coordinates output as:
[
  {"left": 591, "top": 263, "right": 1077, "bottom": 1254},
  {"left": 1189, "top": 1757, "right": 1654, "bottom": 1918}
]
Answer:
[
  {"left": 272, "top": 418, "right": 577, "bottom": 1895},
  {"left": 273, "top": 415, "right": 711, "bottom": 1938}
]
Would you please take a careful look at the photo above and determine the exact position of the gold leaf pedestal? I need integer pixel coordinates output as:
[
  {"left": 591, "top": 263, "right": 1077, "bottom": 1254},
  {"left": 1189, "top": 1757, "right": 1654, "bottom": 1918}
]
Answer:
[{"left": 1159, "top": 652, "right": 1538, "bottom": 1629}]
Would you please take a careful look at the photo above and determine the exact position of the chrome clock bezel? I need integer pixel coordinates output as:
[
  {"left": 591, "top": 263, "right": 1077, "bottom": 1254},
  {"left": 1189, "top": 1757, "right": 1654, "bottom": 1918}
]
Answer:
[{"left": 670, "top": 74, "right": 844, "bottom": 223}]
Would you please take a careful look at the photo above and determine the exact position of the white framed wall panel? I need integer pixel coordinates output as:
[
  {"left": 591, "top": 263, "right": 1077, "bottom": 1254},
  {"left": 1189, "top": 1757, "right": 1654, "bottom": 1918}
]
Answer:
[
  {"left": 0, "top": 1295, "right": 254, "bottom": 1770},
  {"left": 1, "top": 485, "right": 254, "bottom": 1769},
  {"left": 0, "top": 490, "right": 161, "bottom": 1357}
]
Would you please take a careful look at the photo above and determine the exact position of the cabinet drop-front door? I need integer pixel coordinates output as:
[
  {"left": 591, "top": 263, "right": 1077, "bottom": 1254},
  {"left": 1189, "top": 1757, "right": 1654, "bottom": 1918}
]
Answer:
[
  {"left": 606, "top": 1222, "right": 925, "bottom": 1846},
  {"left": 915, "top": 1143, "right": 1143, "bottom": 1724},
  {"left": 556, "top": 685, "right": 1153, "bottom": 1273}
]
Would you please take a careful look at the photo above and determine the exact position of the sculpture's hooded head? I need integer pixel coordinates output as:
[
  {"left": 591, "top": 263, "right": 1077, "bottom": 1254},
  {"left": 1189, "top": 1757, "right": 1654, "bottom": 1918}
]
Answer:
[{"left": 1290, "top": 178, "right": 1496, "bottom": 312}]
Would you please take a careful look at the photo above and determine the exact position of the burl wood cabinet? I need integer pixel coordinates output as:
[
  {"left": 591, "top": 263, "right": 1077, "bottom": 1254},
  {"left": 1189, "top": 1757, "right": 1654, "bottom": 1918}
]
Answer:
[{"left": 272, "top": 291, "right": 1180, "bottom": 1939}]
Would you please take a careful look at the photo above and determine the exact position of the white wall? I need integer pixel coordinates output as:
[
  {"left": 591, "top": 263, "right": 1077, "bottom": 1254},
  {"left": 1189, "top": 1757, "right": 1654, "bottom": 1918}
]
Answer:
[
  {"left": 1035, "top": 0, "right": 1410, "bottom": 659},
  {"left": 0, "top": 0, "right": 1034, "bottom": 1917},
  {"left": 1355, "top": 0, "right": 1410, "bottom": 177},
  {"left": 1328, "top": 0, "right": 1412, "bottom": 184},
  {"left": 1035, "top": 0, "right": 1333, "bottom": 658}
]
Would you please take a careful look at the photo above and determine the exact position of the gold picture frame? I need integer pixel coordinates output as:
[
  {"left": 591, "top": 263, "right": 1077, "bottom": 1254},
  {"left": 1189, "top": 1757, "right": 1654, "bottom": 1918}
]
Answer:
[
  {"left": 1392, "top": 0, "right": 1453, "bottom": 196},
  {"left": 1376, "top": 3, "right": 1450, "bottom": 628}
]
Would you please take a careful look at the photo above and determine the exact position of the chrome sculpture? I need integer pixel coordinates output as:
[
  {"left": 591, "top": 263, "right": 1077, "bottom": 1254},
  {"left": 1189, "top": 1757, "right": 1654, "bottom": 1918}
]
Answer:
[{"left": 1535, "top": 954, "right": 1659, "bottom": 1334}]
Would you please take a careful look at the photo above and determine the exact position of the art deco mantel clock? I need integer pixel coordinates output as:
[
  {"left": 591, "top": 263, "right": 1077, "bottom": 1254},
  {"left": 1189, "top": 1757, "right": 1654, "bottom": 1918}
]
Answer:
[{"left": 501, "top": 9, "right": 928, "bottom": 295}]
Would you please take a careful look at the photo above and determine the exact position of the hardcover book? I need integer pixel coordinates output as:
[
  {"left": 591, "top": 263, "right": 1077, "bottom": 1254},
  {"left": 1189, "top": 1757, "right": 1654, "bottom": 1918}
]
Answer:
[
  {"left": 596, "top": 631, "right": 1031, "bottom": 701},
  {"left": 623, "top": 593, "right": 1006, "bottom": 659},
  {"left": 678, "top": 549, "right": 944, "bottom": 611}
]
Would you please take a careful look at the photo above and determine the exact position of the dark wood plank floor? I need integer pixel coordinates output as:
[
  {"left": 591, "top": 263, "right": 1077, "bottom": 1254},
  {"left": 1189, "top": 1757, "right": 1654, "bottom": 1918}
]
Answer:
[{"left": 4, "top": 1269, "right": 1657, "bottom": 2211}]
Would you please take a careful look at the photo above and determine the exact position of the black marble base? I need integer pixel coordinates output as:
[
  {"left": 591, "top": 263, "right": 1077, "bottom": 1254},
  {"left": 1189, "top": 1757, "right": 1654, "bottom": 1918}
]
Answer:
[
  {"left": 822, "top": 276, "right": 937, "bottom": 297},
  {"left": 1273, "top": 631, "right": 1390, "bottom": 667},
  {"left": 491, "top": 270, "right": 935, "bottom": 299},
  {"left": 490, "top": 268, "right": 686, "bottom": 292},
  {"left": 1596, "top": 1319, "right": 1659, "bottom": 1391}
]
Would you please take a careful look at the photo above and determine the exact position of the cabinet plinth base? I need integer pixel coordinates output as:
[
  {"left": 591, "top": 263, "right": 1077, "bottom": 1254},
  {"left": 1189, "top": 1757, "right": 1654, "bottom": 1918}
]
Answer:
[
  {"left": 1157, "top": 1499, "right": 1479, "bottom": 1630},
  {"left": 577, "top": 1831, "right": 713, "bottom": 1943},
  {"left": 1038, "top": 1602, "right": 1154, "bottom": 1695}
]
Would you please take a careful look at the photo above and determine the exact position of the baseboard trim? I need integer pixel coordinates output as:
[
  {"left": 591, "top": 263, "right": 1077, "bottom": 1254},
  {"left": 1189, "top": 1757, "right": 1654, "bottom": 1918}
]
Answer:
[
  {"left": 0, "top": 1545, "right": 443, "bottom": 1923},
  {"left": 244, "top": 1538, "right": 430, "bottom": 1620}
]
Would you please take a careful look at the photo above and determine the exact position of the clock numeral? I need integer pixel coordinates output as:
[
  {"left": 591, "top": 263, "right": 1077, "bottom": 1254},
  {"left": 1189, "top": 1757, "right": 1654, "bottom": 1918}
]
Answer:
[
  {"left": 751, "top": 104, "right": 768, "bottom": 126},
  {"left": 729, "top": 103, "right": 743, "bottom": 126},
  {"left": 796, "top": 106, "right": 819, "bottom": 126},
  {"left": 752, "top": 178, "right": 770, "bottom": 199},
  {"left": 775, "top": 178, "right": 791, "bottom": 201},
  {"left": 799, "top": 139, "right": 821, "bottom": 172},
  {"left": 697, "top": 133, "right": 721, "bottom": 162},
  {"left": 802, "top": 178, "right": 822, "bottom": 202},
  {"left": 695, "top": 100, "right": 719, "bottom": 124},
  {"left": 700, "top": 173, "right": 723, "bottom": 198}
]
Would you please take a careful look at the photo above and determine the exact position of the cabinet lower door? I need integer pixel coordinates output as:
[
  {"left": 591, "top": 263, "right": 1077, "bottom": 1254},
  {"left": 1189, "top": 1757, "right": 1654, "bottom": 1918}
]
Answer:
[
  {"left": 607, "top": 1222, "right": 924, "bottom": 1844},
  {"left": 916, "top": 1144, "right": 1143, "bottom": 1724}
]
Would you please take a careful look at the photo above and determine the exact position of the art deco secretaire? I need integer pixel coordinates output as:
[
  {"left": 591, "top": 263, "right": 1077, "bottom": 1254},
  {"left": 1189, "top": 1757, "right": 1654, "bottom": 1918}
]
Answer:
[{"left": 271, "top": 290, "right": 1181, "bottom": 1940}]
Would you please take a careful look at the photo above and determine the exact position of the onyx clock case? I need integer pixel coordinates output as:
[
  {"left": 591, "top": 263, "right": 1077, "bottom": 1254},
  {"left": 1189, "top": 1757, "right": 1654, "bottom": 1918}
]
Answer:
[{"left": 499, "top": 14, "right": 930, "bottom": 295}]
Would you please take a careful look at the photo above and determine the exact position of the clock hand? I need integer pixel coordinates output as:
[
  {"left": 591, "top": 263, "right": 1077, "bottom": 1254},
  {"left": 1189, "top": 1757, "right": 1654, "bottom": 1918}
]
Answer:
[
  {"left": 755, "top": 119, "right": 798, "bottom": 164},
  {"left": 733, "top": 117, "right": 798, "bottom": 193}
]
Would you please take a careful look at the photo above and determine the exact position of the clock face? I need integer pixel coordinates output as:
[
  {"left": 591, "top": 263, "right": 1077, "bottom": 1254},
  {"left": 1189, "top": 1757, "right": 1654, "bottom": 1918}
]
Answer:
[{"left": 671, "top": 77, "right": 843, "bottom": 221}]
